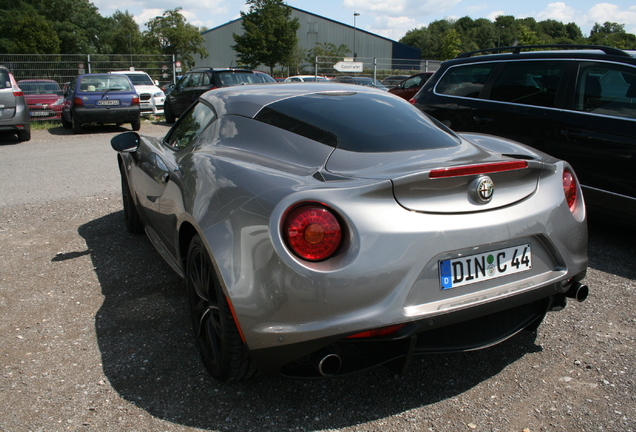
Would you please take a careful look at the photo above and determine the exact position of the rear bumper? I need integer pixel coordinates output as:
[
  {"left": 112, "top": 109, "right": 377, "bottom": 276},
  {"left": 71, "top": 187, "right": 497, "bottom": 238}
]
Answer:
[
  {"left": 250, "top": 271, "right": 587, "bottom": 378},
  {"left": 74, "top": 106, "right": 140, "bottom": 124}
]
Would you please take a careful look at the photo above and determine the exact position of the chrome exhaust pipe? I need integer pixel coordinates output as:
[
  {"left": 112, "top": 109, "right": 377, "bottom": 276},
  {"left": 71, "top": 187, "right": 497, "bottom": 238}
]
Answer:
[
  {"left": 565, "top": 282, "right": 589, "bottom": 303},
  {"left": 317, "top": 353, "right": 342, "bottom": 377}
]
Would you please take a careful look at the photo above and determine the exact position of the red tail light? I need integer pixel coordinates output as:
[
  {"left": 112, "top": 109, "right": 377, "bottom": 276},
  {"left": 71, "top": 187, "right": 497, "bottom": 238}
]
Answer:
[
  {"left": 9, "top": 73, "right": 23, "bottom": 97},
  {"left": 283, "top": 204, "right": 342, "bottom": 261},
  {"left": 132, "top": 96, "right": 140, "bottom": 106},
  {"left": 563, "top": 169, "right": 578, "bottom": 211},
  {"left": 74, "top": 97, "right": 84, "bottom": 107},
  {"left": 409, "top": 98, "right": 416, "bottom": 105},
  {"left": 346, "top": 324, "right": 406, "bottom": 339}
]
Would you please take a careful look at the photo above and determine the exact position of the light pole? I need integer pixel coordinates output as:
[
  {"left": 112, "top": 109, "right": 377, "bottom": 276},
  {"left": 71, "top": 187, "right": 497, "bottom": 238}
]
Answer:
[{"left": 353, "top": 12, "right": 360, "bottom": 58}]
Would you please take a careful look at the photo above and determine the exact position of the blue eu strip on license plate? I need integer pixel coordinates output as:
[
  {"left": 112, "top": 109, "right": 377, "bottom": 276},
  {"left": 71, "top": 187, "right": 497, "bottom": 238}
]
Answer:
[{"left": 440, "top": 244, "right": 532, "bottom": 290}]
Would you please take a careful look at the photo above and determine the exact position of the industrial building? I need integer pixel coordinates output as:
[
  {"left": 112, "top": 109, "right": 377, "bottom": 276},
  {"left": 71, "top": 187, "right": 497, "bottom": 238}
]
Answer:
[{"left": 193, "top": 6, "right": 421, "bottom": 72}]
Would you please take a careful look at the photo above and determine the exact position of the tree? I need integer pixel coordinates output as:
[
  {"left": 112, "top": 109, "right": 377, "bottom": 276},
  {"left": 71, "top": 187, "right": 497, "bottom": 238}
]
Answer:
[
  {"left": 103, "top": 11, "right": 150, "bottom": 57},
  {"left": 145, "top": 8, "right": 208, "bottom": 68},
  {"left": 232, "top": 0, "right": 300, "bottom": 74},
  {"left": 307, "top": 42, "right": 350, "bottom": 60},
  {"left": 25, "top": 0, "right": 110, "bottom": 54},
  {"left": 8, "top": 15, "right": 61, "bottom": 54},
  {"left": 440, "top": 29, "right": 461, "bottom": 60}
]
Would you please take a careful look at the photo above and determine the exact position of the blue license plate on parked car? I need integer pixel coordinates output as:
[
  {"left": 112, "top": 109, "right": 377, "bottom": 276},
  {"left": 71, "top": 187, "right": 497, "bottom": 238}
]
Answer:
[{"left": 440, "top": 244, "right": 532, "bottom": 290}]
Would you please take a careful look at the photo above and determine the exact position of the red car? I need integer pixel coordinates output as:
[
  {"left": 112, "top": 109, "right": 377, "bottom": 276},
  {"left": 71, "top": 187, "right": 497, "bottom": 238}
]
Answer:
[
  {"left": 388, "top": 72, "right": 434, "bottom": 100},
  {"left": 17, "top": 79, "right": 64, "bottom": 120}
]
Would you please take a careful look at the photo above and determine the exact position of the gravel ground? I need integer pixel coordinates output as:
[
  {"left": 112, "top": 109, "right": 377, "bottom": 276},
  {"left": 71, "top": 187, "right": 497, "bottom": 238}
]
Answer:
[{"left": 0, "top": 124, "right": 634, "bottom": 432}]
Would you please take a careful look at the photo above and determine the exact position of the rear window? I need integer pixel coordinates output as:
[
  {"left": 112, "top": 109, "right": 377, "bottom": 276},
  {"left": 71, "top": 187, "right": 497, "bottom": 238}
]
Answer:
[
  {"left": 0, "top": 69, "right": 10, "bottom": 89},
  {"left": 254, "top": 91, "right": 460, "bottom": 152},
  {"left": 79, "top": 75, "right": 133, "bottom": 92}
]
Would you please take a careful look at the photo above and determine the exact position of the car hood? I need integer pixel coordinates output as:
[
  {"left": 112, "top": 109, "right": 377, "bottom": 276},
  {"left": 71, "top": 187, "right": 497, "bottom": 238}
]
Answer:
[
  {"left": 133, "top": 85, "right": 162, "bottom": 94},
  {"left": 325, "top": 137, "right": 543, "bottom": 214}
]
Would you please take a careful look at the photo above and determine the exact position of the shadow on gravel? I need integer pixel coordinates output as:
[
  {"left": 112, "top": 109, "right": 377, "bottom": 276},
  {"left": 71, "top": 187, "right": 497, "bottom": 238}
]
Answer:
[
  {"left": 79, "top": 211, "right": 543, "bottom": 432},
  {"left": 586, "top": 218, "right": 635, "bottom": 280}
]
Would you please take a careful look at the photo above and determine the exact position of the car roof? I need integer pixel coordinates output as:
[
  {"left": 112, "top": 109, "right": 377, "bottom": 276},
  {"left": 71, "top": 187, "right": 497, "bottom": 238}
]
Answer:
[{"left": 449, "top": 44, "right": 636, "bottom": 65}]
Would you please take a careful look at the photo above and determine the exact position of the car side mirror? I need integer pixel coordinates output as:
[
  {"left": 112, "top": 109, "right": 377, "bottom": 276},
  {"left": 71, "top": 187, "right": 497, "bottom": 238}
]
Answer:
[{"left": 111, "top": 131, "right": 140, "bottom": 152}]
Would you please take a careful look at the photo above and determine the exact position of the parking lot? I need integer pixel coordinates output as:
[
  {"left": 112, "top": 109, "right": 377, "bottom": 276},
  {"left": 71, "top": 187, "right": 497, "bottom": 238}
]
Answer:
[{"left": 0, "top": 123, "right": 635, "bottom": 432}]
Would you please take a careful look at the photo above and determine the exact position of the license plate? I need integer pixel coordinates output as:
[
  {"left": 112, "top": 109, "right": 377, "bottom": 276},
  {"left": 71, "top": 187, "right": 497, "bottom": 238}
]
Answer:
[
  {"left": 97, "top": 100, "right": 120, "bottom": 106},
  {"left": 440, "top": 244, "right": 532, "bottom": 290},
  {"left": 30, "top": 111, "right": 49, "bottom": 117}
]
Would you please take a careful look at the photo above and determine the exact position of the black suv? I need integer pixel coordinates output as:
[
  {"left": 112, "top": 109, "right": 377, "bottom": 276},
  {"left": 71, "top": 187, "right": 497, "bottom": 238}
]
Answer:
[
  {"left": 164, "top": 68, "right": 259, "bottom": 123},
  {"left": 412, "top": 45, "right": 636, "bottom": 222}
]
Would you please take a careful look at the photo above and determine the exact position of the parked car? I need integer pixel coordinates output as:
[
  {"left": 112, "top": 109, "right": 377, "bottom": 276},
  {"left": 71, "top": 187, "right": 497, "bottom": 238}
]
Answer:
[
  {"left": 111, "top": 83, "right": 588, "bottom": 382},
  {"left": 381, "top": 74, "right": 409, "bottom": 88},
  {"left": 17, "top": 79, "right": 64, "bottom": 120},
  {"left": 0, "top": 65, "right": 31, "bottom": 141},
  {"left": 388, "top": 72, "right": 434, "bottom": 100},
  {"left": 331, "top": 76, "right": 388, "bottom": 90},
  {"left": 61, "top": 73, "right": 140, "bottom": 134},
  {"left": 164, "top": 68, "right": 260, "bottom": 123},
  {"left": 284, "top": 75, "right": 330, "bottom": 82},
  {"left": 411, "top": 44, "right": 636, "bottom": 222},
  {"left": 253, "top": 70, "right": 277, "bottom": 83},
  {"left": 110, "top": 70, "right": 165, "bottom": 116}
]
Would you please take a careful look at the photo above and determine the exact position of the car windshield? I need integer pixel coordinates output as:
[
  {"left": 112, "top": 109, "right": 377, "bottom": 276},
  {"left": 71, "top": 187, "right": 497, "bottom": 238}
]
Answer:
[
  {"left": 255, "top": 90, "right": 460, "bottom": 152},
  {"left": 79, "top": 75, "right": 133, "bottom": 92},
  {"left": 18, "top": 81, "right": 62, "bottom": 95},
  {"left": 125, "top": 74, "right": 154, "bottom": 86}
]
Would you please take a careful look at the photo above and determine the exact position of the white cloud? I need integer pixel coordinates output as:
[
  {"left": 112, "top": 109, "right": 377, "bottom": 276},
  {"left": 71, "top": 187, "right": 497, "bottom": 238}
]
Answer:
[
  {"left": 486, "top": 10, "right": 506, "bottom": 21},
  {"left": 583, "top": 3, "right": 636, "bottom": 30},
  {"left": 369, "top": 15, "right": 423, "bottom": 40},
  {"left": 342, "top": 0, "right": 461, "bottom": 18},
  {"left": 536, "top": 2, "right": 576, "bottom": 22}
]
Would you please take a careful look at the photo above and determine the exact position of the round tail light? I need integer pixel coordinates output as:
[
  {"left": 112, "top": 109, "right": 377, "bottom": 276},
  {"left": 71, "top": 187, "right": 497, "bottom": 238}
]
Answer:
[
  {"left": 563, "top": 169, "right": 578, "bottom": 211},
  {"left": 283, "top": 204, "right": 342, "bottom": 261}
]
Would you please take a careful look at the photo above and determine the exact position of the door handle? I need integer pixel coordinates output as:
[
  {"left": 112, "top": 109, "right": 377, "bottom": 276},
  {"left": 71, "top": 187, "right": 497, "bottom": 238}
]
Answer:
[{"left": 473, "top": 116, "right": 494, "bottom": 126}]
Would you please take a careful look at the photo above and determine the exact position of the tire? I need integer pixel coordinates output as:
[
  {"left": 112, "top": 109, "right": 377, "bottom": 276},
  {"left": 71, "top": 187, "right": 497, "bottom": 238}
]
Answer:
[
  {"left": 72, "top": 114, "right": 82, "bottom": 134},
  {"left": 186, "top": 235, "right": 256, "bottom": 381},
  {"left": 17, "top": 129, "right": 31, "bottom": 142},
  {"left": 164, "top": 101, "right": 175, "bottom": 124},
  {"left": 61, "top": 114, "right": 71, "bottom": 129},
  {"left": 120, "top": 170, "right": 143, "bottom": 234},
  {"left": 131, "top": 117, "right": 141, "bottom": 131}
]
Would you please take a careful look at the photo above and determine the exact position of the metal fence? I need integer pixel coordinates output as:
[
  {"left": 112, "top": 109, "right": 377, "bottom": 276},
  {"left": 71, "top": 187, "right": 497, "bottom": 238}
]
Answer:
[
  {"left": 314, "top": 56, "right": 441, "bottom": 82},
  {"left": 0, "top": 53, "right": 177, "bottom": 89}
]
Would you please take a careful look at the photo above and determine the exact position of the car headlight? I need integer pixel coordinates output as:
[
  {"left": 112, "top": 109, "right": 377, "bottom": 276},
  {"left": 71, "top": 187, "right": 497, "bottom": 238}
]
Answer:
[
  {"left": 153, "top": 91, "right": 165, "bottom": 98},
  {"left": 52, "top": 98, "right": 64, "bottom": 106}
]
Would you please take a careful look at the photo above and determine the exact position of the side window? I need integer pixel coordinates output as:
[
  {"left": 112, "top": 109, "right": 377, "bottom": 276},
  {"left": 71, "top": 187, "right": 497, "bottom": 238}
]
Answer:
[
  {"left": 489, "top": 61, "right": 567, "bottom": 108},
  {"left": 574, "top": 63, "right": 636, "bottom": 120},
  {"left": 201, "top": 73, "right": 211, "bottom": 86},
  {"left": 490, "top": 61, "right": 567, "bottom": 107},
  {"left": 436, "top": 64, "right": 496, "bottom": 98},
  {"left": 403, "top": 76, "right": 421, "bottom": 89},
  {"left": 165, "top": 102, "right": 217, "bottom": 150}
]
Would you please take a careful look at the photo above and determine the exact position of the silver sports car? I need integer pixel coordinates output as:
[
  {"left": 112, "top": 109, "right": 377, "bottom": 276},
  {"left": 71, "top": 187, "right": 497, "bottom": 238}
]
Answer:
[{"left": 111, "top": 83, "right": 589, "bottom": 381}]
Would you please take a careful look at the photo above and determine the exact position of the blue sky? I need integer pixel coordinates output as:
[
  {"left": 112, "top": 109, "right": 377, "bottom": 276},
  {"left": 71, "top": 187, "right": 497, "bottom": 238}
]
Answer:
[{"left": 93, "top": 0, "right": 636, "bottom": 41}]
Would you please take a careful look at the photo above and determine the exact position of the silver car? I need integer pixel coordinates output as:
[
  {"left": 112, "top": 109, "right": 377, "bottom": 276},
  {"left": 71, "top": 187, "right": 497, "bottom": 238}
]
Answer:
[
  {"left": 111, "top": 83, "right": 589, "bottom": 381},
  {"left": 0, "top": 66, "right": 31, "bottom": 141}
]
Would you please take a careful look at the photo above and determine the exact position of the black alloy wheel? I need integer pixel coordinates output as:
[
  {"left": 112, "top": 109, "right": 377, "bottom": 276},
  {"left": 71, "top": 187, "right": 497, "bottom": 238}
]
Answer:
[{"left": 186, "top": 235, "right": 256, "bottom": 381}]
